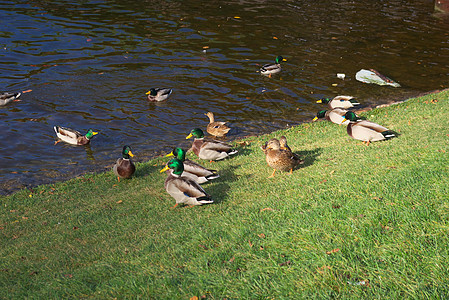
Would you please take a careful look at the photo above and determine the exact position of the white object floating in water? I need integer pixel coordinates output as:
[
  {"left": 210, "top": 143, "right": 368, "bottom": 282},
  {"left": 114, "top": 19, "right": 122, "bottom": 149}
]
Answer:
[
  {"left": 336, "top": 73, "right": 346, "bottom": 80},
  {"left": 355, "top": 69, "right": 400, "bottom": 87}
]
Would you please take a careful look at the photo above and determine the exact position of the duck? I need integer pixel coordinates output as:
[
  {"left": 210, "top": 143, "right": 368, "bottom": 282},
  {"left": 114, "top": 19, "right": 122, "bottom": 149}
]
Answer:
[
  {"left": 313, "top": 108, "right": 349, "bottom": 125},
  {"left": 160, "top": 158, "right": 214, "bottom": 208},
  {"left": 145, "top": 88, "right": 172, "bottom": 102},
  {"left": 186, "top": 128, "right": 238, "bottom": 161},
  {"left": 0, "top": 92, "right": 21, "bottom": 106},
  {"left": 166, "top": 147, "right": 219, "bottom": 184},
  {"left": 279, "top": 135, "right": 304, "bottom": 164},
  {"left": 260, "top": 55, "right": 286, "bottom": 77},
  {"left": 317, "top": 95, "right": 360, "bottom": 109},
  {"left": 261, "top": 137, "right": 303, "bottom": 178},
  {"left": 204, "top": 111, "right": 231, "bottom": 137},
  {"left": 341, "top": 111, "right": 397, "bottom": 146},
  {"left": 53, "top": 126, "right": 98, "bottom": 145},
  {"left": 113, "top": 145, "right": 136, "bottom": 181}
]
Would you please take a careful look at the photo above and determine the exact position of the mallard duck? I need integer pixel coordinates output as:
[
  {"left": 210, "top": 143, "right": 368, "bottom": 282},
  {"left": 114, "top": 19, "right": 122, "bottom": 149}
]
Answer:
[
  {"left": 204, "top": 111, "right": 230, "bottom": 137},
  {"left": 317, "top": 95, "right": 360, "bottom": 109},
  {"left": 0, "top": 92, "right": 21, "bottom": 106},
  {"left": 145, "top": 88, "right": 172, "bottom": 102},
  {"left": 113, "top": 145, "right": 136, "bottom": 181},
  {"left": 160, "top": 158, "right": 214, "bottom": 208},
  {"left": 313, "top": 108, "right": 349, "bottom": 125},
  {"left": 260, "top": 55, "right": 286, "bottom": 77},
  {"left": 341, "top": 111, "right": 397, "bottom": 146},
  {"left": 186, "top": 128, "right": 238, "bottom": 161},
  {"left": 279, "top": 135, "right": 304, "bottom": 165},
  {"left": 166, "top": 147, "right": 219, "bottom": 184},
  {"left": 279, "top": 136, "right": 292, "bottom": 152},
  {"left": 53, "top": 126, "right": 98, "bottom": 145},
  {"left": 261, "top": 138, "right": 303, "bottom": 178}
]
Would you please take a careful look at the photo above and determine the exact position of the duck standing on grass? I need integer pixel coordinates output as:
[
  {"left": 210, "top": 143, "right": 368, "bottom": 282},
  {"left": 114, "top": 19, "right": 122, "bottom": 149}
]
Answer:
[
  {"left": 260, "top": 55, "right": 286, "bottom": 77},
  {"left": 166, "top": 147, "right": 219, "bottom": 184},
  {"left": 205, "top": 111, "right": 231, "bottom": 137},
  {"left": 313, "top": 108, "right": 349, "bottom": 125},
  {"left": 261, "top": 137, "right": 303, "bottom": 178},
  {"left": 113, "top": 145, "right": 136, "bottom": 182},
  {"left": 317, "top": 95, "right": 360, "bottom": 109},
  {"left": 160, "top": 158, "right": 214, "bottom": 208},
  {"left": 341, "top": 111, "right": 397, "bottom": 146},
  {"left": 146, "top": 88, "right": 172, "bottom": 102},
  {"left": 53, "top": 126, "right": 98, "bottom": 145},
  {"left": 186, "top": 128, "right": 238, "bottom": 161},
  {"left": 0, "top": 92, "right": 21, "bottom": 106}
]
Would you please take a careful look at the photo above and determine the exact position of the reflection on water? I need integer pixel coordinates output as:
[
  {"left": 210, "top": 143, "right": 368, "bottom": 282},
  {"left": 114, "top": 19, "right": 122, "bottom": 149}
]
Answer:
[{"left": 1, "top": 0, "right": 448, "bottom": 194}]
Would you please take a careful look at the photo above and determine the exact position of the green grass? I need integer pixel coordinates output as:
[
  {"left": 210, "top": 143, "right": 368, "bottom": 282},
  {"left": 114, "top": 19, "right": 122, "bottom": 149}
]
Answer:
[{"left": 1, "top": 91, "right": 449, "bottom": 299}]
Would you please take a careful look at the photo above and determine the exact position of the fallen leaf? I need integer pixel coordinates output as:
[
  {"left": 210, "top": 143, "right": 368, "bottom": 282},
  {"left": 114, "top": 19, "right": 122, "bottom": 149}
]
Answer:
[
  {"left": 248, "top": 240, "right": 253, "bottom": 247},
  {"left": 116, "top": 200, "right": 123, "bottom": 204},
  {"left": 326, "top": 248, "right": 340, "bottom": 255},
  {"left": 22, "top": 216, "right": 28, "bottom": 220},
  {"left": 260, "top": 207, "right": 273, "bottom": 212},
  {"left": 279, "top": 260, "right": 292, "bottom": 266},
  {"left": 258, "top": 233, "right": 266, "bottom": 239},
  {"left": 190, "top": 297, "right": 199, "bottom": 300},
  {"left": 86, "top": 38, "right": 92, "bottom": 42},
  {"left": 64, "top": 274, "right": 73, "bottom": 278},
  {"left": 319, "top": 179, "right": 327, "bottom": 184},
  {"left": 228, "top": 257, "right": 235, "bottom": 263},
  {"left": 316, "top": 266, "right": 331, "bottom": 274},
  {"left": 198, "top": 244, "right": 208, "bottom": 250},
  {"left": 22, "top": 89, "right": 32, "bottom": 93}
]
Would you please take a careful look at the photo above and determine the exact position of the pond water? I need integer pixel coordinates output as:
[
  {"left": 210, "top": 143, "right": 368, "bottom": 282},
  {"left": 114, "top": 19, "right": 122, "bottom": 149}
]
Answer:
[{"left": 1, "top": 0, "right": 448, "bottom": 194}]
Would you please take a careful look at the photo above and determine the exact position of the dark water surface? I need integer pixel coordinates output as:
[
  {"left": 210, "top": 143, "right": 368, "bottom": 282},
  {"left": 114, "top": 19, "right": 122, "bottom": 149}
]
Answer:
[{"left": 1, "top": 0, "right": 448, "bottom": 194}]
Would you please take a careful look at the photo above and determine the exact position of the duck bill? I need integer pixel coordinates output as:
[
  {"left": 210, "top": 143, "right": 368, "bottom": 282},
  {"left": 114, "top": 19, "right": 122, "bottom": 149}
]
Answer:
[
  {"left": 145, "top": 90, "right": 151, "bottom": 95},
  {"left": 282, "top": 58, "right": 287, "bottom": 61},
  {"left": 165, "top": 152, "right": 174, "bottom": 157},
  {"left": 341, "top": 118, "right": 348, "bottom": 124},
  {"left": 186, "top": 133, "right": 193, "bottom": 139},
  {"left": 128, "top": 151, "right": 135, "bottom": 157},
  {"left": 159, "top": 165, "right": 170, "bottom": 173},
  {"left": 316, "top": 99, "right": 323, "bottom": 103},
  {"left": 92, "top": 131, "right": 99, "bottom": 135},
  {"left": 312, "top": 116, "right": 318, "bottom": 121}
]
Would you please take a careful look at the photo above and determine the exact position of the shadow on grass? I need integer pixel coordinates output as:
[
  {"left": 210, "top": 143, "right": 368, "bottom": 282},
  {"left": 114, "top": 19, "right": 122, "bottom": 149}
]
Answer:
[
  {"left": 205, "top": 164, "right": 241, "bottom": 204},
  {"left": 295, "top": 147, "right": 322, "bottom": 169},
  {"left": 134, "top": 163, "right": 161, "bottom": 178}
]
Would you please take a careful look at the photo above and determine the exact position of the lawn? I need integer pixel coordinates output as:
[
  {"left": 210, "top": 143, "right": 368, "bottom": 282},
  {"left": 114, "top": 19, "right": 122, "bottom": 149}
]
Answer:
[{"left": 1, "top": 90, "right": 449, "bottom": 299}]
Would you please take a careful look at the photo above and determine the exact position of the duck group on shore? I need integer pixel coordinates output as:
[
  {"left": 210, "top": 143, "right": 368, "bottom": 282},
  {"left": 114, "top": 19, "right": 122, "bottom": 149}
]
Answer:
[{"left": 3, "top": 55, "right": 398, "bottom": 208}]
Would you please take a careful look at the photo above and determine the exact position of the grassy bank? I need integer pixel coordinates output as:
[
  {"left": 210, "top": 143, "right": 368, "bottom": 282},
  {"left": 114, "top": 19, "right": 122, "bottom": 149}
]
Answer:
[{"left": 1, "top": 90, "right": 449, "bottom": 299}]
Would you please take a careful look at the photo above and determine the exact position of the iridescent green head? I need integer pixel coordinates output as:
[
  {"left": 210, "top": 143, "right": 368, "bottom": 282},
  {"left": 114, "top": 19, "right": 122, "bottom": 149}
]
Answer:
[
  {"left": 85, "top": 129, "right": 99, "bottom": 139},
  {"left": 122, "top": 145, "right": 134, "bottom": 159},
  {"left": 342, "top": 111, "right": 360, "bottom": 122},
  {"left": 275, "top": 56, "right": 285, "bottom": 64},
  {"left": 166, "top": 147, "right": 186, "bottom": 161},
  {"left": 317, "top": 98, "right": 330, "bottom": 104},
  {"left": 186, "top": 128, "right": 204, "bottom": 139},
  {"left": 147, "top": 88, "right": 157, "bottom": 96},
  {"left": 160, "top": 158, "right": 184, "bottom": 175}
]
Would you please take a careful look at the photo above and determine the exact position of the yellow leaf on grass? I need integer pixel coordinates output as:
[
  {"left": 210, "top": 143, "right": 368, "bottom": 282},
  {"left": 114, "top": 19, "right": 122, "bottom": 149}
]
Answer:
[{"left": 326, "top": 248, "right": 340, "bottom": 255}]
